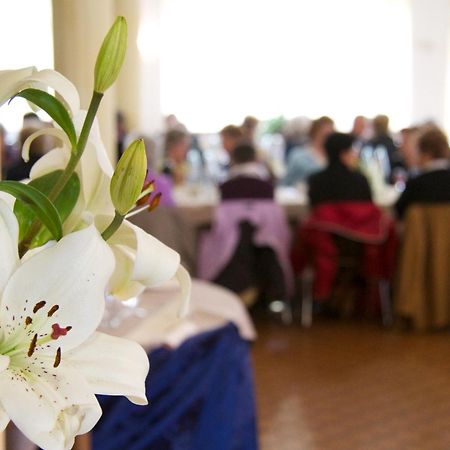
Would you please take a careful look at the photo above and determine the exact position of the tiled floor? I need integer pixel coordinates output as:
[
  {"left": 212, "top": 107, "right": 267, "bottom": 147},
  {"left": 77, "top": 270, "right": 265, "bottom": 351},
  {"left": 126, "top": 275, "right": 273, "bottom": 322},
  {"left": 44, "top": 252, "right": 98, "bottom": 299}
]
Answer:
[{"left": 252, "top": 318, "right": 450, "bottom": 450}]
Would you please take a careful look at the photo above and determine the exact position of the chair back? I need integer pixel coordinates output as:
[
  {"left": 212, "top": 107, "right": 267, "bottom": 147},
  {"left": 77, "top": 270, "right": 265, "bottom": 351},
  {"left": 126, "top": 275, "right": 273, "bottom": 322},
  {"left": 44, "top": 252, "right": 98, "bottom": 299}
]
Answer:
[
  {"left": 198, "top": 200, "right": 294, "bottom": 296},
  {"left": 395, "top": 204, "right": 450, "bottom": 330}
]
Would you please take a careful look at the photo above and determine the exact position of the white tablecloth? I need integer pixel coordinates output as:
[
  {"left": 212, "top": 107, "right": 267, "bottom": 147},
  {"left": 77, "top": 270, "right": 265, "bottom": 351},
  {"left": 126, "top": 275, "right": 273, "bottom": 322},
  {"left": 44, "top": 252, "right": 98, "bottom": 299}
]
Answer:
[{"left": 100, "top": 279, "right": 257, "bottom": 351}]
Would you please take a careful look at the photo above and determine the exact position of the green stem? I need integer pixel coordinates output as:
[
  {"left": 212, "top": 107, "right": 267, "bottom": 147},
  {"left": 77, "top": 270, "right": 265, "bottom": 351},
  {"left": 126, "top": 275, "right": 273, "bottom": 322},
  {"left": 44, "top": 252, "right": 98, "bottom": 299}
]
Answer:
[
  {"left": 19, "top": 91, "right": 104, "bottom": 256},
  {"left": 47, "top": 91, "right": 104, "bottom": 202},
  {"left": 101, "top": 210, "right": 125, "bottom": 241}
]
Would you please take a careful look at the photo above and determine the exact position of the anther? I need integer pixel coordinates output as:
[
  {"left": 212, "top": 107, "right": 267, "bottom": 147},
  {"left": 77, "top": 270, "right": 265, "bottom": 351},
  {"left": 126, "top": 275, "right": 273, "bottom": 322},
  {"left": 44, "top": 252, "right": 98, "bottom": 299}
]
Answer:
[
  {"left": 25, "top": 316, "right": 32, "bottom": 326},
  {"left": 33, "top": 301, "right": 46, "bottom": 314},
  {"left": 148, "top": 192, "right": 162, "bottom": 212},
  {"left": 28, "top": 334, "right": 38, "bottom": 357},
  {"left": 53, "top": 348, "right": 61, "bottom": 368},
  {"left": 47, "top": 305, "right": 59, "bottom": 317}
]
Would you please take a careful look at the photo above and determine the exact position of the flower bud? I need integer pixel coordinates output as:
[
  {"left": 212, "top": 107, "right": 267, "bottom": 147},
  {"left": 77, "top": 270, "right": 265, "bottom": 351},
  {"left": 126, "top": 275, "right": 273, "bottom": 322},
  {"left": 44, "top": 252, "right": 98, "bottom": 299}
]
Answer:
[
  {"left": 94, "top": 16, "right": 127, "bottom": 94},
  {"left": 110, "top": 139, "right": 147, "bottom": 215}
]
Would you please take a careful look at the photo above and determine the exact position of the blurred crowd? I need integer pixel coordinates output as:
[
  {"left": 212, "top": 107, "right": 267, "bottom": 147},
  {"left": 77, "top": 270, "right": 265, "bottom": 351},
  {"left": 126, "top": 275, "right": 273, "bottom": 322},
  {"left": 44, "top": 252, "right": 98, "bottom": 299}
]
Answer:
[
  {"left": 1, "top": 110, "right": 449, "bottom": 327},
  {"left": 2, "top": 110, "right": 449, "bottom": 224}
]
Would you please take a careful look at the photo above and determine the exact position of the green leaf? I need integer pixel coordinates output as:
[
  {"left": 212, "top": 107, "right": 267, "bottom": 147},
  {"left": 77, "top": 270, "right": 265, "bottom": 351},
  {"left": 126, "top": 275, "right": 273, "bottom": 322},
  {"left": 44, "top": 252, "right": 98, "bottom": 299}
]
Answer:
[
  {"left": 14, "top": 171, "right": 80, "bottom": 247},
  {"left": 12, "top": 88, "right": 77, "bottom": 148},
  {"left": 0, "top": 180, "right": 63, "bottom": 242}
]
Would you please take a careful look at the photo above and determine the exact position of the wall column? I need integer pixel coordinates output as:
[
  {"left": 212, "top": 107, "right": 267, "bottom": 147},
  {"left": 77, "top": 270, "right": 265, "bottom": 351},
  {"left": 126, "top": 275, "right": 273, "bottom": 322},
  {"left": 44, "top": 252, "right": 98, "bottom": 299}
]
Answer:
[
  {"left": 52, "top": 0, "right": 117, "bottom": 162},
  {"left": 411, "top": 0, "right": 450, "bottom": 126},
  {"left": 115, "top": 0, "right": 164, "bottom": 137}
]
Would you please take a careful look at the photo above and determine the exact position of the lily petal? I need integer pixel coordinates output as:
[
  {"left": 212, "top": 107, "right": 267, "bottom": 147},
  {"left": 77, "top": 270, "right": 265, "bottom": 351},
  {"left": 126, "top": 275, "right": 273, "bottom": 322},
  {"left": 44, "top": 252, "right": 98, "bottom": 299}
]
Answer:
[
  {"left": 0, "top": 200, "right": 19, "bottom": 295},
  {"left": 0, "top": 366, "right": 101, "bottom": 450},
  {"left": 30, "top": 146, "right": 70, "bottom": 180},
  {"left": 0, "top": 404, "right": 9, "bottom": 433},
  {"left": 66, "top": 332, "right": 149, "bottom": 405},
  {"left": 0, "top": 67, "right": 80, "bottom": 117},
  {"left": 175, "top": 265, "right": 191, "bottom": 317},
  {"left": 108, "top": 246, "right": 145, "bottom": 300},
  {"left": 0, "top": 67, "right": 35, "bottom": 105},
  {"left": 1, "top": 225, "right": 114, "bottom": 352},
  {"left": 22, "top": 128, "right": 71, "bottom": 163},
  {"left": 25, "top": 69, "right": 80, "bottom": 115},
  {"left": 114, "top": 221, "right": 181, "bottom": 287}
]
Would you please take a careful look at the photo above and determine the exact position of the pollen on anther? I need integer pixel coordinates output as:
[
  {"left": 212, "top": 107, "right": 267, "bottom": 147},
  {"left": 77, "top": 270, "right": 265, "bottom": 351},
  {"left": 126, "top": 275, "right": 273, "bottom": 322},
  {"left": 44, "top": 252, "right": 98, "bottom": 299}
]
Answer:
[
  {"left": 28, "top": 334, "right": 38, "bottom": 357},
  {"left": 47, "top": 305, "right": 59, "bottom": 317},
  {"left": 53, "top": 348, "right": 61, "bottom": 368},
  {"left": 25, "top": 316, "right": 32, "bottom": 326},
  {"left": 33, "top": 301, "right": 46, "bottom": 314}
]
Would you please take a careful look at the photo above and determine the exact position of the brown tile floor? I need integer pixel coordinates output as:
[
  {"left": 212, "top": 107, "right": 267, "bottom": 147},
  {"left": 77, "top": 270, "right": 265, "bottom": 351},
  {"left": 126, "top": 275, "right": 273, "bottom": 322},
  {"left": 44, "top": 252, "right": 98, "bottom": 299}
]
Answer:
[{"left": 252, "top": 318, "right": 450, "bottom": 450}]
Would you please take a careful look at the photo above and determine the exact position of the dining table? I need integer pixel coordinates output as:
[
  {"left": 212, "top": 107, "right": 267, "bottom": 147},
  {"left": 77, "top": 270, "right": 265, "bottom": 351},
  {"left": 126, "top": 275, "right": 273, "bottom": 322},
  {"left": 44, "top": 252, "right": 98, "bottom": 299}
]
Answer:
[
  {"left": 131, "top": 183, "right": 400, "bottom": 275},
  {"left": 92, "top": 279, "right": 258, "bottom": 450}
]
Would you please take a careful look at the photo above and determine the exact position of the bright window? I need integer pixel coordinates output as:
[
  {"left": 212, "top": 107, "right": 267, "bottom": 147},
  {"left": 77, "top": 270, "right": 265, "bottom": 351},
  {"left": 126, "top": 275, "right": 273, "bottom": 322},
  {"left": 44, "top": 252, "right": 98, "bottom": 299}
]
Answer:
[
  {"left": 160, "top": 0, "right": 412, "bottom": 132},
  {"left": 0, "top": 0, "right": 53, "bottom": 133}
]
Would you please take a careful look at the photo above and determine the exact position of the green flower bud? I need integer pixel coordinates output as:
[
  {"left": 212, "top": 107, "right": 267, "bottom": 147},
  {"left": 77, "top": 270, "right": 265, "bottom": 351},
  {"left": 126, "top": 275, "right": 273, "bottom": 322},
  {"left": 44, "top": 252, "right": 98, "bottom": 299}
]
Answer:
[
  {"left": 94, "top": 16, "right": 127, "bottom": 94},
  {"left": 110, "top": 139, "right": 147, "bottom": 215}
]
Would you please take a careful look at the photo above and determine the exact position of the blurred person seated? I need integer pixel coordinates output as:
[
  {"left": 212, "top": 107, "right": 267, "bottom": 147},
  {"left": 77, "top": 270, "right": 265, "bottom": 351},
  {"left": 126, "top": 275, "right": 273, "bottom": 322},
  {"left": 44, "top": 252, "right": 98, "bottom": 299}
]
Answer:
[
  {"left": 308, "top": 133, "right": 372, "bottom": 206},
  {"left": 220, "top": 144, "right": 273, "bottom": 201},
  {"left": 220, "top": 124, "right": 244, "bottom": 160},
  {"left": 142, "top": 136, "right": 175, "bottom": 207},
  {"left": 364, "top": 114, "right": 402, "bottom": 180},
  {"left": 398, "top": 126, "right": 419, "bottom": 176},
  {"left": 0, "top": 124, "right": 13, "bottom": 179},
  {"left": 6, "top": 127, "right": 51, "bottom": 181},
  {"left": 240, "top": 115, "right": 259, "bottom": 144},
  {"left": 282, "top": 116, "right": 311, "bottom": 162},
  {"left": 281, "top": 116, "right": 334, "bottom": 186},
  {"left": 162, "top": 129, "right": 191, "bottom": 185},
  {"left": 293, "top": 133, "right": 396, "bottom": 317},
  {"left": 22, "top": 112, "right": 44, "bottom": 128},
  {"left": 116, "top": 111, "right": 129, "bottom": 160},
  {"left": 351, "top": 115, "right": 369, "bottom": 151},
  {"left": 200, "top": 144, "right": 293, "bottom": 306},
  {"left": 395, "top": 126, "right": 450, "bottom": 219}
]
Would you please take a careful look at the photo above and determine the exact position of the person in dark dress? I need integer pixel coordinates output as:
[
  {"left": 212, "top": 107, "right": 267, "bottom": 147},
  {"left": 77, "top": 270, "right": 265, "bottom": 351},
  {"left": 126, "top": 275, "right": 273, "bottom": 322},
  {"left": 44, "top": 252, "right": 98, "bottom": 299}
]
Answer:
[
  {"left": 395, "top": 126, "right": 450, "bottom": 218},
  {"left": 308, "top": 132, "right": 372, "bottom": 206},
  {"left": 220, "top": 143, "right": 274, "bottom": 200}
]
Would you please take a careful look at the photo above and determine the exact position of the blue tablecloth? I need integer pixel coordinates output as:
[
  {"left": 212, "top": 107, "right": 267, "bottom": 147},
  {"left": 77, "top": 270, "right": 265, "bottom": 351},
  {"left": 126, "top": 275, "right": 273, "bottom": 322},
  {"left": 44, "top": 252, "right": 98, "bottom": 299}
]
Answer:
[{"left": 92, "top": 323, "right": 259, "bottom": 450}]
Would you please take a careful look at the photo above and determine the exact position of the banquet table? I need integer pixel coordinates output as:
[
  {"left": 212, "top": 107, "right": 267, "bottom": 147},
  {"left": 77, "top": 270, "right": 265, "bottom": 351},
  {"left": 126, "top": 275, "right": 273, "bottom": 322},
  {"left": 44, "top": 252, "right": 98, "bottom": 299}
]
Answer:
[{"left": 131, "top": 183, "right": 400, "bottom": 275}]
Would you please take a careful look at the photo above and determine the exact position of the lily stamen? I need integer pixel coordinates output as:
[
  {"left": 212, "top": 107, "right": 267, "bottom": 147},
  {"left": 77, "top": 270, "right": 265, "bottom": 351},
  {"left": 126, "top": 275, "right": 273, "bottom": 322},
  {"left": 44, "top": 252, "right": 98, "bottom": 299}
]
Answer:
[
  {"left": 53, "top": 347, "right": 61, "bottom": 368},
  {"left": 47, "top": 305, "right": 59, "bottom": 317},
  {"left": 27, "top": 334, "right": 38, "bottom": 357},
  {"left": 33, "top": 301, "right": 46, "bottom": 314}
]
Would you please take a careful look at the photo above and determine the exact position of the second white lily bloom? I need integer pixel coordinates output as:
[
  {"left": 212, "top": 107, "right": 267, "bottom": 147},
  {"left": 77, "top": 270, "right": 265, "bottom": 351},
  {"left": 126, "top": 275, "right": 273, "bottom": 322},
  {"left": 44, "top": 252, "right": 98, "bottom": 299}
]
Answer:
[{"left": 2, "top": 67, "right": 191, "bottom": 314}]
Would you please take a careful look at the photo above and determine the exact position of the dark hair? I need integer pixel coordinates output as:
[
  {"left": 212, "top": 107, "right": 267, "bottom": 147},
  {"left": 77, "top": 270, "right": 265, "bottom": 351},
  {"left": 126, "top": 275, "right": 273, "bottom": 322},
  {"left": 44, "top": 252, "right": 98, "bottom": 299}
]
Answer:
[
  {"left": 418, "top": 127, "right": 449, "bottom": 159},
  {"left": 23, "top": 112, "right": 39, "bottom": 121},
  {"left": 232, "top": 143, "right": 256, "bottom": 164},
  {"left": 324, "top": 132, "right": 354, "bottom": 164}
]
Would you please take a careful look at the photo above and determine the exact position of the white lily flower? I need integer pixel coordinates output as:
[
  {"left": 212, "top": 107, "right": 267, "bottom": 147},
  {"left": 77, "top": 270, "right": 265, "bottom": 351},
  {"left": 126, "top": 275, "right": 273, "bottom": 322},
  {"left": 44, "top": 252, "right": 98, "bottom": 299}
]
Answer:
[
  {"left": 0, "top": 200, "right": 149, "bottom": 450},
  {"left": 6, "top": 67, "right": 192, "bottom": 313}
]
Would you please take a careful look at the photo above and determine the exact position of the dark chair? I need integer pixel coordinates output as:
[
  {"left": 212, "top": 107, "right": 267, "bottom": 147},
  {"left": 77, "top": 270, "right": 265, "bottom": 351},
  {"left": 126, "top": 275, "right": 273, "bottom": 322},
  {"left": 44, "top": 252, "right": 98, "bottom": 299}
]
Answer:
[
  {"left": 301, "top": 234, "right": 392, "bottom": 327},
  {"left": 214, "top": 221, "right": 292, "bottom": 323}
]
